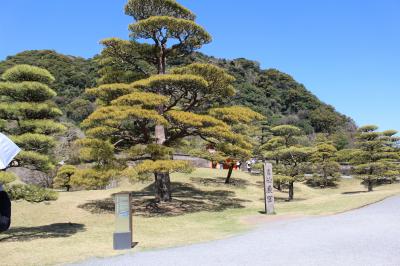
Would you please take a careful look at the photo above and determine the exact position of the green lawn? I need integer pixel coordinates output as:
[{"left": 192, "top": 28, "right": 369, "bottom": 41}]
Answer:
[{"left": 1, "top": 168, "right": 400, "bottom": 266}]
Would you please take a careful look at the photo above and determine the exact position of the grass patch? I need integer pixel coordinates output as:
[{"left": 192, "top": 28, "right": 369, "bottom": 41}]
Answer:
[{"left": 1, "top": 168, "right": 400, "bottom": 266}]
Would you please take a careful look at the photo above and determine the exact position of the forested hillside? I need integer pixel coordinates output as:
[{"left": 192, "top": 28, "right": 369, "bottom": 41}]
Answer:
[
  {"left": 0, "top": 50, "right": 355, "bottom": 135},
  {"left": 0, "top": 50, "right": 98, "bottom": 102},
  {"left": 186, "top": 54, "right": 356, "bottom": 135}
]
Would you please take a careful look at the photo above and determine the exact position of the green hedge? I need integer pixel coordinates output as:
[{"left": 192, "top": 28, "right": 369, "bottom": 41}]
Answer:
[
  {"left": 6, "top": 184, "right": 58, "bottom": 202},
  {"left": 0, "top": 172, "right": 17, "bottom": 184}
]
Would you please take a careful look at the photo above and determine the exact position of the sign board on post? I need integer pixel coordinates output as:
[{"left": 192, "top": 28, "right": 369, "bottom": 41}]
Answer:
[
  {"left": 113, "top": 192, "right": 132, "bottom": 250},
  {"left": 263, "top": 162, "right": 275, "bottom": 215}
]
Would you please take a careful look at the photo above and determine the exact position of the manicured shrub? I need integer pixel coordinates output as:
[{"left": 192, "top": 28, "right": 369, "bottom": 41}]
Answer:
[
  {"left": 11, "top": 133, "right": 56, "bottom": 154},
  {"left": 19, "top": 119, "right": 66, "bottom": 135},
  {"left": 0, "top": 81, "right": 56, "bottom": 102},
  {"left": 70, "top": 169, "right": 116, "bottom": 190},
  {"left": 17, "top": 151, "right": 54, "bottom": 171},
  {"left": 1, "top": 64, "right": 55, "bottom": 84},
  {"left": 53, "top": 165, "right": 77, "bottom": 191},
  {"left": 0, "top": 172, "right": 17, "bottom": 185},
  {"left": 6, "top": 184, "right": 58, "bottom": 202},
  {"left": 305, "top": 174, "right": 338, "bottom": 188}
]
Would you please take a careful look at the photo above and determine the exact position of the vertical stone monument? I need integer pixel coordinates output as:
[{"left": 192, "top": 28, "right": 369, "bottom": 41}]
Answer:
[
  {"left": 113, "top": 192, "right": 132, "bottom": 250},
  {"left": 263, "top": 162, "right": 275, "bottom": 214}
]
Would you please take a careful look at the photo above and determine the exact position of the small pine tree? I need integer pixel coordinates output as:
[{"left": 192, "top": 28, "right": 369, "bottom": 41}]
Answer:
[
  {"left": 309, "top": 141, "right": 341, "bottom": 187},
  {"left": 262, "top": 125, "right": 311, "bottom": 200},
  {"left": 208, "top": 106, "right": 264, "bottom": 183},
  {"left": 53, "top": 165, "right": 77, "bottom": 191},
  {"left": 351, "top": 126, "right": 400, "bottom": 192}
]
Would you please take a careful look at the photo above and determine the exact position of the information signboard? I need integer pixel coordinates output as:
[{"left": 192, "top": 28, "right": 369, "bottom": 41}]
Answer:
[{"left": 113, "top": 192, "right": 132, "bottom": 250}]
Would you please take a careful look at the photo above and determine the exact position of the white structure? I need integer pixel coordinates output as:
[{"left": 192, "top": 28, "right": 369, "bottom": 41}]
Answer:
[{"left": 0, "top": 133, "right": 21, "bottom": 169}]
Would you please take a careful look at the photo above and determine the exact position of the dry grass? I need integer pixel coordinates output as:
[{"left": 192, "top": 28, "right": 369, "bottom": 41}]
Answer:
[{"left": 1, "top": 168, "right": 400, "bottom": 266}]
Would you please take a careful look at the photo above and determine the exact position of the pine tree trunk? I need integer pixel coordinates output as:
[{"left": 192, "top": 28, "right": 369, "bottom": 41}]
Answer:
[
  {"left": 324, "top": 174, "right": 328, "bottom": 188},
  {"left": 323, "top": 166, "right": 329, "bottom": 188},
  {"left": 152, "top": 47, "right": 172, "bottom": 202},
  {"left": 368, "top": 180, "right": 373, "bottom": 192},
  {"left": 275, "top": 181, "right": 281, "bottom": 191},
  {"left": 225, "top": 165, "right": 234, "bottom": 184},
  {"left": 155, "top": 172, "right": 172, "bottom": 202},
  {"left": 66, "top": 175, "right": 71, "bottom": 192},
  {"left": 288, "top": 181, "right": 294, "bottom": 201}
]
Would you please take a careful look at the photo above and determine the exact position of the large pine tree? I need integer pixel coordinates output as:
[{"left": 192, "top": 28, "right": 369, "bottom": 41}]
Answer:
[{"left": 81, "top": 0, "right": 262, "bottom": 201}]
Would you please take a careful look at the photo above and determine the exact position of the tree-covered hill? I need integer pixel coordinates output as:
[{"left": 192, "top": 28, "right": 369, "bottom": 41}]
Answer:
[
  {"left": 0, "top": 50, "right": 355, "bottom": 134},
  {"left": 175, "top": 53, "right": 356, "bottom": 134},
  {"left": 0, "top": 50, "right": 98, "bottom": 103}
]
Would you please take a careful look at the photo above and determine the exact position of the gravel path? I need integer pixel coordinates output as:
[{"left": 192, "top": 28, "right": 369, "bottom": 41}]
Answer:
[{"left": 74, "top": 196, "right": 400, "bottom": 266}]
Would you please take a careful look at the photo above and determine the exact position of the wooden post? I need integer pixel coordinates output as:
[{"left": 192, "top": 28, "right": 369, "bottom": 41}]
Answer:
[{"left": 263, "top": 162, "right": 275, "bottom": 214}]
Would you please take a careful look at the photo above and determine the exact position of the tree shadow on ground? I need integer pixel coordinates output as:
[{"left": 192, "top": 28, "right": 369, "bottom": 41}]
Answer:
[
  {"left": 342, "top": 191, "right": 368, "bottom": 195},
  {"left": 190, "top": 176, "right": 250, "bottom": 188},
  {"left": 78, "top": 182, "right": 249, "bottom": 217},
  {"left": 342, "top": 181, "right": 398, "bottom": 195},
  {"left": 257, "top": 196, "right": 306, "bottom": 202},
  {"left": 0, "top": 223, "right": 85, "bottom": 242},
  {"left": 255, "top": 181, "right": 268, "bottom": 188}
]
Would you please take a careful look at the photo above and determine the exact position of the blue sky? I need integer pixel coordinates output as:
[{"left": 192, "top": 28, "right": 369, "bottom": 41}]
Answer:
[{"left": 1, "top": 0, "right": 399, "bottom": 131}]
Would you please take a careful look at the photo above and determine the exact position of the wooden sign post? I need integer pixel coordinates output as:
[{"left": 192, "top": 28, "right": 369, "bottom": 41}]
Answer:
[
  {"left": 263, "top": 162, "right": 275, "bottom": 215},
  {"left": 113, "top": 192, "right": 133, "bottom": 250}
]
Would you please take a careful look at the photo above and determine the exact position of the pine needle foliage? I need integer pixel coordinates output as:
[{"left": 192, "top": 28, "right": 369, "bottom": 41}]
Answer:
[
  {"left": 0, "top": 172, "right": 17, "bottom": 185},
  {"left": 0, "top": 64, "right": 64, "bottom": 172},
  {"left": 53, "top": 165, "right": 77, "bottom": 191},
  {"left": 262, "top": 125, "right": 311, "bottom": 200},
  {"left": 351, "top": 125, "right": 399, "bottom": 191},
  {"left": 1, "top": 64, "right": 55, "bottom": 85}
]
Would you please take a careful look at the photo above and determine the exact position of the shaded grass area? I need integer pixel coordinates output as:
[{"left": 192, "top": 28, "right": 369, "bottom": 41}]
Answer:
[
  {"left": 79, "top": 182, "right": 248, "bottom": 217},
  {"left": 1, "top": 168, "right": 400, "bottom": 266},
  {"left": 190, "top": 176, "right": 250, "bottom": 188},
  {"left": 0, "top": 223, "right": 85, "bottom": 242}
]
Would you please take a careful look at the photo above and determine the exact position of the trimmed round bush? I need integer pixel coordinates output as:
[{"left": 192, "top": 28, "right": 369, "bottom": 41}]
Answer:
[
  {"left": 17, "top": 151, "right": 54, "bottom": 171},
  {"left": 11, "top": 133, "right": 56, "bottom": 154},
  {"left": 0, "top": 81, "right": 56, "bottom": 102},
  {"left": 1, "top": 64, "right": 55, "bottom": 84}
]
